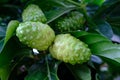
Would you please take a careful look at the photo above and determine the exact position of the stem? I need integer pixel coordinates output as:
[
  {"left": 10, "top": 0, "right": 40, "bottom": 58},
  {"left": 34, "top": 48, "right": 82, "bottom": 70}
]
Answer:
[
  {"left": 66, "top": 0, "right": 86, "bottom": 9},
  {"left": 82, "top": 8, "right": 97, "bottom": 28},
  {"left": 45, "top": 56, "right": 52, "bottom": 80},
  {"left": 67, "top": 0, "right": 82, "bottom": 7}
]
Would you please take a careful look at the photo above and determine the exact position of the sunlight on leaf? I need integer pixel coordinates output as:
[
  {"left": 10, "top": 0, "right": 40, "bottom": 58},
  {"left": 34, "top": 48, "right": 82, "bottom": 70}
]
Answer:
[{"left": 4, "top": 20, "right": 19, "bottom": 45}]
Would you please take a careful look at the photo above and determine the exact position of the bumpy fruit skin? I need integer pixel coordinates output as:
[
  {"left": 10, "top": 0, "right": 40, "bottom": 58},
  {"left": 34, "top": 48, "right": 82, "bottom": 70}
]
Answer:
[
  {"left": 16, "top": 22, "right": 55, "bottom": 51},
  {"left": 22, "top": 4, "right": 47, "bottom": 22},
  {"left": 56, "top": 11, "right": 85, "bottom": 32},
  {"left": 49, "top": 34, "right": 91, "bottom": 65}
]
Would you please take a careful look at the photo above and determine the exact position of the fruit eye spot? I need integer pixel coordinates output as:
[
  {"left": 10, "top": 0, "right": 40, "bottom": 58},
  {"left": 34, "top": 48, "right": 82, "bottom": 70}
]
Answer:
[
  {"left": 32, "top": 27, "right": 37, "bottom": 31},
  {"left": 30, "top": 36, "right": 33, "bottom": 39},
  {"left": 32, "top": 42, "right": 35, "bottom": 45},
  {"left": 26, "top": 29, "right": 30, "bottom": 33},
  {"left": 20, "top": 30, "right": 23, "bottom": 34},
  {"left": 23, "top": 37, "right": 27, "bottom": 40}
]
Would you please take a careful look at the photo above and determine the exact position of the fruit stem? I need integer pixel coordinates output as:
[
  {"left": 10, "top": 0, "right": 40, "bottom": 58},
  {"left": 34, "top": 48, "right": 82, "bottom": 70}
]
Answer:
[
  {"left": 45, "top": 56, "right": 52, "bottom": 80},
  {"left": 82, "top": 8, "right": 97, "bottom": 28}
]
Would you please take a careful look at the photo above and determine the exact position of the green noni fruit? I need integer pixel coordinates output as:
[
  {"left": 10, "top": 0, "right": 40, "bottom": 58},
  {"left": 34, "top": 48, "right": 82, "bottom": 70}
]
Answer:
[
  {"left": 16, "top": 22, "right": 55, "bottom": 51},
  {"left": 55, "top": 11, "right": 85, "bottom": 32},
  {"left": 22, "top": 4, "right": 47, "bottom": 22},
  {"left": 49, "top": 34, "right": 91, "bottom": 65}
]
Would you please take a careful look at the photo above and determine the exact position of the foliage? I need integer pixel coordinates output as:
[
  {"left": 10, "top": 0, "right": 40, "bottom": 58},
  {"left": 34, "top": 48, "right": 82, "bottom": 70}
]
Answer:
[{"left": 0, "top": 0, "right": 120, "bottom": 80}]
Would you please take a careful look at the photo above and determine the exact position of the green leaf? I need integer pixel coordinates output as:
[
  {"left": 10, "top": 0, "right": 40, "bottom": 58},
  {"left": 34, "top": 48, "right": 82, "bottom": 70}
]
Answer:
[
  {"left": 0, "top": 38, "right": 4, "bottom": 53},
  {"left": 111, "top": 27, "right": 120, "bottom": 43},
  {"left": 80, "top": 34, "right": 111, "bottom": 45},
  {"left": 0, "top": 49, "right": 31, "bottom": 80},
  {"left": 4, "top": 20, "right": 19, "bottom": 45},
  {"left": 95, "top": 20, "right": 113, "bottom": 39},
  {"left": 25, "top": 55, "right": 60, "bottom": 80},
  {"left": 107, "top": 14, "right": 120, "bottom": 43},
  {"left": 94, "top": 0, "right": 120, "bottom": 19},
  {"left": 0, "top": 20, "right": 19, "bottom": 53},
  {"left": 89, "top": 41, "right": 117, "bottom": 53},
  {"left": 0, "top": 26, "right": 6, "bottom": 37},
  {"left": 0, "top": 37, "right": 32, "bottom": 80},
  {"left": 0, "top": 65, "right": 10, "bottom": 80},
  {"left": 51, "top": 0, "right": 76, "bottom": 8},
  {"left": 0, "top": 37, "right": 19, "bottom": 68},
  {"left": 67, "top": 64, "right": 91, "bottom": 80},
  {"left": 107, "top": 17, "right": 120, "bottom": 43},
  {"left": 71, "top": 31, "right": 120, "bottom": 66},
  {"left": 0, "top": 38, "right": 18, "bottom": 80},
  {"left": 0, "top": 25, "right": 6, "bottom": 52},
  {"left": 8, "top": 49, "right": 33, "bottom": 80},
  {"left": 46, "top": 7, "right": 75, "bottom": 23},
  {"left": 71, "top": 31, "right": 111, "bottom": 45},
  {"left": 83, "top": 0, "right": 105, "bottom": 6},
  {"left": 70, "top": 31, "right": 89, "bottom": 38}
]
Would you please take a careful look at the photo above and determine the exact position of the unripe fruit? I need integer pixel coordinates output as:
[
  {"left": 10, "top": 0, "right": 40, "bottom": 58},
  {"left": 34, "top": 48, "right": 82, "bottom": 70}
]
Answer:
[
  {"left": 16, "top": 22, "right": 55, "bottom": 51},
  {"left": 55, "top": 11, "right": 85, "bottom": 32},
  {"left": 22, "top": 4, "right": 47, "bottom": 22},
  {"left": 49, "top": 34, "right": 91, "bottom": 65}
]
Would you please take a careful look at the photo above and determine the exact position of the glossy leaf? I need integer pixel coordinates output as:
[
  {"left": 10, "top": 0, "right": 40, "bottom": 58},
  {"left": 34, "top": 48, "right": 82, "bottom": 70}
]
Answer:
[
  {"left": 0, "top": 65, "right": 10, "bottom": 80},
  {"left": 95, "top": 20, "right": 113, "bottom": 39},
  {"left": 46, "top": 7, "right": 75, "bottom": 23},
  {"left": 0, "top": 25, "right": 6, "bottom": 52},
  {"left": 0, "top": 25, "right": 6, "bottom": 37},
  {"left": 93, "top": 0, "right": 120, "bottom": 19},
  {"left": 67, "top": 64, "right": 91, "bottom": 80},
  {"left": 0, "top": 39, "right": 20, "bottom": 67},
  {"left": 72, "top": 31, "right": 120, "bottom": 66},
  {"left": 0, "top": 38, "right": 20, "bottom": 68},
  {"left": 0, "top": 39, "right": 4, "bottom": 52},
  {"left": 107, "top": 17, "right": 120, "bottom": 43},
  {"left": 0, "top": 20, "right": 19, "bottom": 53},
  {"left": 0, "top": 37, "right": 32, "bottom": 80},
  {"left": 4, "top": 20, "right": 19, "bottom": 45},
  {"left": 25, "top": 55, "right": 60, "bottom": 80},
  {"left": 71, "top": 31, "right": 111, "bottom": 44},
  {"left": 83, "top": 0, "right": 105, "bottom": 6},
  {"left": 111, "top": 27, "right": 120, "bottom": 43}
]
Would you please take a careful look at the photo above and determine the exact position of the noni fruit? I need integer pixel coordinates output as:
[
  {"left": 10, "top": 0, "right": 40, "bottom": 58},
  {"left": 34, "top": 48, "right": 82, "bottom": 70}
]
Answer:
[
  {"left": 49, "top": 34, "right": 91, "bottom": 65},
  {"left": 16, "top": 22, "right": 55, "bottom": 51},
  {"left": 55, "top": 11, "right": 85, "bottom": 32},
  {"left": 22, "top": 4, "right": 47, "bottom": 22}
]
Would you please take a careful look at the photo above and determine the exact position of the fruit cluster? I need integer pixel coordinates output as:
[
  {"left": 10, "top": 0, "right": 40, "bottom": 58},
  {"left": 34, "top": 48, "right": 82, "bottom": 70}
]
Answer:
[{"left": 16, "top": 4, "right": 91, "bottom": 65}]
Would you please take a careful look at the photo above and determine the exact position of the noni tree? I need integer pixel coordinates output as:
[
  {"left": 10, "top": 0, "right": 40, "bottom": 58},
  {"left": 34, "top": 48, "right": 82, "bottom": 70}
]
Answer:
[{"left": 0, "top": 0, "right": 120, "bottom": 80}]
